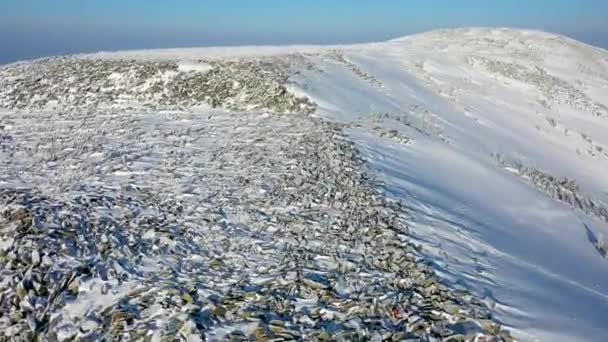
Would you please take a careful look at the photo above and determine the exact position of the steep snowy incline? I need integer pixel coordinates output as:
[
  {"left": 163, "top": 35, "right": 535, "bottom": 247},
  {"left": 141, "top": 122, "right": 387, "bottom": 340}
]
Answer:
[{"left": 287, "top": 28, "right": 608, "bottom": 341}]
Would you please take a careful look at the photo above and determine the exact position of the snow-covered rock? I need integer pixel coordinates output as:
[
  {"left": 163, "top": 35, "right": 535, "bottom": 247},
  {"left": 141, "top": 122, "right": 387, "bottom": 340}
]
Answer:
[{"left": 1, "top": 27, "right": 608, "bottom": 341}]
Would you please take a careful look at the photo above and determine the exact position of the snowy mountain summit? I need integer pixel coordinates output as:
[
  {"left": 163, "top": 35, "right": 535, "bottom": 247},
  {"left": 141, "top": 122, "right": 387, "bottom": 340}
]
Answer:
[{"left": 1, "top": 28, "right": 608, "bottom": 341}]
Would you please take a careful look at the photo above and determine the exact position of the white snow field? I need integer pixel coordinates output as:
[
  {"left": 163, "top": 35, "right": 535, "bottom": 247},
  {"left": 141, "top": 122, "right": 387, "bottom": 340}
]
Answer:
[{"left": 1, "top": 28, "right": 608, "bottom": 341}]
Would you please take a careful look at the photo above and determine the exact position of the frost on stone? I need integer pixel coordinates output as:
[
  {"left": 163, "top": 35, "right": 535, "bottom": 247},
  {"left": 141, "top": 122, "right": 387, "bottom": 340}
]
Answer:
[
  {"left": 166, "top": 59, "right": 316, "bottom": 113},
  {"left": 0, "top": 57, "right": 316, "bottom": 115},
  {"left": 494, "top": 154, "right": 608, "bottom": 224},
  {"left": 324, "top": 50, "right": 384, "bottom": 89},
  {"left": 0, "top": 105, "right": 509, "bottom": 340},
  {"left": 597, "top": 233, "right": 608, "bottom": 257}
]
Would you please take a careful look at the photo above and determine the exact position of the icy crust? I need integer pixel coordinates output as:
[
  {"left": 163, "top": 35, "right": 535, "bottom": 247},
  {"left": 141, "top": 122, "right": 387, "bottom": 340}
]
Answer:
[
  {"left": 0, "top": 109, "right": 508, "bottom": 340},
  {"left": 0, "top": 57, "right": 316, "bottom": 114}
]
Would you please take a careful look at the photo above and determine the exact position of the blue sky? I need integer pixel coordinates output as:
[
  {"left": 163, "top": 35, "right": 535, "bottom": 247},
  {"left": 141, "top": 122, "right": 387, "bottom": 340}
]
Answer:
[{"left": 1, "top": 1, "right": 607, "bottom": 64}]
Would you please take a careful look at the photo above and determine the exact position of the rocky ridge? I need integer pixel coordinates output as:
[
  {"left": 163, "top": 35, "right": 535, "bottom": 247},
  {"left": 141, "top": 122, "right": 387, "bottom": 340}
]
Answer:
[
  {"left": 0, "top": 52, "right": 510, "bottom": 340},
  {"left": 0, "top": 57, "right": 316, "bottom": 114}
]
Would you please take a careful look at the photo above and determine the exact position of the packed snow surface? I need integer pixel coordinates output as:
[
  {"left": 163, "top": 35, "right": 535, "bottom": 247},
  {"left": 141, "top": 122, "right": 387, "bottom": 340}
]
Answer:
[{"left": 1, "top": 28, "right": 608, "bottom": 341}]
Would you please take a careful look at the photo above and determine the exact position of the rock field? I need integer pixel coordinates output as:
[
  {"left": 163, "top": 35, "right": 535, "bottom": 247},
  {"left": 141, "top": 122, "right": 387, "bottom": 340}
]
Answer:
[{"left": 0, "top": 54, "right": 510, "bottom": 341}]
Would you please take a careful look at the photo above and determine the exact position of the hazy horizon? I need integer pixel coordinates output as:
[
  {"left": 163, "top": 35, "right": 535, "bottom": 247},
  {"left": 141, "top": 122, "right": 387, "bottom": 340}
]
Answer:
[{"left": 1, "top": 1, "right": 607, "bottom": 65}]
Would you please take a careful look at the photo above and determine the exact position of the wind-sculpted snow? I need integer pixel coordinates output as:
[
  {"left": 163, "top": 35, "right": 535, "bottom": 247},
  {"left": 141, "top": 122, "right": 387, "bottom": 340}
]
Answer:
[
  {"left": 496, "top": 155, "right": 608, "bottom": 225},
  {"left": 468, "top": 56, "right": 608, "bottom": 116},
  {"left": 1, "top": 27, "right": 608, "bottom": 341},
  {"left": 494, "top": 155, "right": 608, "bottom": 260}
]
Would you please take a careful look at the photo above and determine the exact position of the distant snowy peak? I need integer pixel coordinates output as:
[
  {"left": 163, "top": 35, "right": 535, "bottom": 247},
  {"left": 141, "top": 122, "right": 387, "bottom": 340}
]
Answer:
[
  {"left": 391, "top": 27, "right": 567, "bottom": 42},
  {"left": 394, "top": 28, "right": 608, "bottom": 76},
  {"left": 390, "top": 27, "right": 598, "bottom": 52},
  {"left": 1, "top": 28, "right": 607, "bottom": 117}
]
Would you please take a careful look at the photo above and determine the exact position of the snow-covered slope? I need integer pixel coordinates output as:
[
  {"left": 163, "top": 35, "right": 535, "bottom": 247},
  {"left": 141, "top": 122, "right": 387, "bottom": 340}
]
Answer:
[
  {"left": 293, "top": 28, "right": 608, "bottom": 341},
  {"left": 1, "top": 28, "right": 608, "bottom": 341},
  {"left": 300, "top": 28, "right": 608, "bottom": 341}
]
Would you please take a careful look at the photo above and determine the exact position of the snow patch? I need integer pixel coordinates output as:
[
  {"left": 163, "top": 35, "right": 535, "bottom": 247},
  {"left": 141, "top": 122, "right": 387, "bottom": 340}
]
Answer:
[{"left": 177, "top": 62, "right": 213, "bottom": 73}]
